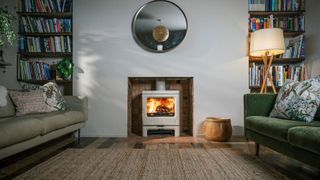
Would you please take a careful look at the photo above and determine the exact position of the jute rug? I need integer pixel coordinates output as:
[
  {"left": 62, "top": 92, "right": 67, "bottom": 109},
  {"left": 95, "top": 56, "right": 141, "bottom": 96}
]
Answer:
[{"left": 14, "top": 149, "right": 287, "bottom": 180}]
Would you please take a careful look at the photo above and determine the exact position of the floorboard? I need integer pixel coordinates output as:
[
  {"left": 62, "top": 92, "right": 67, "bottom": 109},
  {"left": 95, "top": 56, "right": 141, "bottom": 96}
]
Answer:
[{"left": 0, "top": 136, "right": 319, "bottom": 180}]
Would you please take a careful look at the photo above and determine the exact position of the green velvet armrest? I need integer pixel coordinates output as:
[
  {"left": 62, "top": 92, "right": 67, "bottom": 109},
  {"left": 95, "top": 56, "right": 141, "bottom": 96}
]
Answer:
[
  {"left": 64, "top": 96, "right": 88, "bottom": 121},
  {"left": 244, "top": 93, "right": 277, "bottom": 118}
]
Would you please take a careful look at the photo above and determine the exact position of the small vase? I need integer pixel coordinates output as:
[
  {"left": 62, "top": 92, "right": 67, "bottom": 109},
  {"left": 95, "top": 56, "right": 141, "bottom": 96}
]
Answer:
[{"left": 64, "top": 75, "right": 72, "bottom": 81}]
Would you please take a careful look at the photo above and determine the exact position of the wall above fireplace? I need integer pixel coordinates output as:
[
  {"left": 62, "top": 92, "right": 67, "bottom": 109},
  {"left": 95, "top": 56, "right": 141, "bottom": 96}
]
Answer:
[{"left": 73, "top": 0, "right": 249, "bottom": 137}]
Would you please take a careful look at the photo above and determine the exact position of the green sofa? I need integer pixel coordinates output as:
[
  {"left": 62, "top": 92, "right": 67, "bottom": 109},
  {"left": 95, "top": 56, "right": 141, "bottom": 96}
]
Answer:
[{"left": 244, "top": 94, "right": 320, "bottom": 169}]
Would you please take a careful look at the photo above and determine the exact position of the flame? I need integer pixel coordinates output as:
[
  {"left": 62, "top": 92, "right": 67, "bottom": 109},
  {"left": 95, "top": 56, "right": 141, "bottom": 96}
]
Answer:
[{"left": 146, "top": 97, "right": 175, "bottom": 116}]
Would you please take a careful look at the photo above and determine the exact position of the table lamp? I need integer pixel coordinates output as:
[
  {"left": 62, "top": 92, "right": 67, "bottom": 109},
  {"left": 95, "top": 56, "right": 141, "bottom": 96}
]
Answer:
[{"left": 249, "top": 28, "right": 285, "bottom": 93}]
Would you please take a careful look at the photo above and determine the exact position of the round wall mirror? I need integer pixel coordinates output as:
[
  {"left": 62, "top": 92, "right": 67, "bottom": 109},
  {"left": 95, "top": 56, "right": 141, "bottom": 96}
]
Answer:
[{"left": 132, "top": 0, "right": 188, "bottom": 53}]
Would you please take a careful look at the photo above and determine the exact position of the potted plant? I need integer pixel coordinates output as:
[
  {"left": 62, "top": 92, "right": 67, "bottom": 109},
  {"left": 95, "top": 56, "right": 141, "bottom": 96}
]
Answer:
[
  {"left": 0, "top": 7, "right": 15, "bottom": 47},
  {"left": 0, "top": 7, "right": 15, "bottom": 69},
  {"left": 56, "top": 58, "right": 74, "bottom": 80}
]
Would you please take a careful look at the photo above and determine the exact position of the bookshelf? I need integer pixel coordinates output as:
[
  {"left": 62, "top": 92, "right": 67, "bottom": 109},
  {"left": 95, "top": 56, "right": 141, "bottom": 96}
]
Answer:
[
  {"left": 17, "top": 0, "right": 73, "bottom": 95},
  {"left": 248, "top": 0, "right": 306, "bottom": 92}
]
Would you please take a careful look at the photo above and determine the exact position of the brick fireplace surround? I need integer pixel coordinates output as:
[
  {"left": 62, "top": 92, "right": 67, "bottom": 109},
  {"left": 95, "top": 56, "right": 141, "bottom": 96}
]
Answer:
[{"left": 128, "top": 77, "right": 194, "bottom": 136}]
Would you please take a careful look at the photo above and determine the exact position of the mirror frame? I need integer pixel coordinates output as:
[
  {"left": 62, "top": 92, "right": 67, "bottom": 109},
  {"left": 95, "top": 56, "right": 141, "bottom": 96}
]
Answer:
[{"left": 132, "top": 0, "right": 188, "bottom": 53}]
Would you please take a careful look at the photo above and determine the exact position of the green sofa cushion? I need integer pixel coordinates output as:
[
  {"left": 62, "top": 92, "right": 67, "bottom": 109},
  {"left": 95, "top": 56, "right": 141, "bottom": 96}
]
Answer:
[
  {"left": 288, "top": 126, "right": 320, "bottom": 155},
  {"left": 245, "top": 116, "right": 320, "bottom": 142}
]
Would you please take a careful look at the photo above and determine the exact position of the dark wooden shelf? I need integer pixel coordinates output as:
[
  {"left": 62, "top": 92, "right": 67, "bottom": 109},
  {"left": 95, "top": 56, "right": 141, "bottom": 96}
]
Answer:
[
  {"left": 249, "top": 57, "right": 305, "bottom": 64},
  {"left": 249, "top": 86, "right": 281, "bottom": 90},
  {"left": 249, "top": 11, "right": 305, "bottom": 17},
  {"left": 19, "top": 32, "right": 72, "bottom": 36},
  {"left": 249, "top": 30, "right": 304, "bottom": 37},
  {"left": 17, "top": 12, "right": 72, "bottom": 18},
  {"left": 283, "top": 31, "right": 305, "bottom": 37},
  {"left": 18, "top": 52, "right": 72, "bottom": 57},
  {"left": 18, "top": 79, "right": 72, "bottom": 84}
]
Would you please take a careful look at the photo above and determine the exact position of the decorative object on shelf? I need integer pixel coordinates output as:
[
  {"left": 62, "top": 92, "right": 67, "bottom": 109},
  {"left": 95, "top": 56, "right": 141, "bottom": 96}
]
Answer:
[
  {"left": 56, "top": 58, "right": 73, "bottom": 80},
  {"left": 250, "top": 28, "right": 285, "bottom": 93},
  {"left": 132, "top": 0, "right": 187, "bottom": 53},
  {"left": 203, "top": 117, "right": 232, "bottom": 142}
]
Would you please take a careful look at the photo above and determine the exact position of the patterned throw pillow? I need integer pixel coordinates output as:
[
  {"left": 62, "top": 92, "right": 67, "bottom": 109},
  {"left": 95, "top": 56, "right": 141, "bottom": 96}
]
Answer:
[
  {"left": 9, "top": 90, "right": 56, "bottom": 116},
  {"left": 270, "top": 75, "right": 320, "bottom": 122},
  {"left": 40, "top": 82, "right": 66, "bottom": 111},
  {"left": 20, "top": 82, "right": 66, "bottom": 111}
]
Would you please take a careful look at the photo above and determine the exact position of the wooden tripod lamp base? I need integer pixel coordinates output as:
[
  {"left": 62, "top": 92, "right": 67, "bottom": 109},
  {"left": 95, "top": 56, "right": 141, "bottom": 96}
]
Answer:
[
  {"left": 260, "top": 53, "right": 277, "bottom": 94},
  {"left": 249, "top": 28, "right": 285, "bottom": 94}
]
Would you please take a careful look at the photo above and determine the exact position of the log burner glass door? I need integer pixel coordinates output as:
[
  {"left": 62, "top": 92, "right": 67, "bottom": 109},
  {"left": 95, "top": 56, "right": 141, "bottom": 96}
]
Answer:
[{"left": 146, "top": 97, "right": 175, "bottom": 117}]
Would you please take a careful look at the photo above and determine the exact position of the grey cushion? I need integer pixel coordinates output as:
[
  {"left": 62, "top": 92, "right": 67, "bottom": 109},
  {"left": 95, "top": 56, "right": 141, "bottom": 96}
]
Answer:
[
  {"left": 29, "top": 111, "right": 85, "bottom": 135},
  {"left": 64, "top": 111, "right": 85, "bottom": 125},
  {"left": 0, "top": 96, "right": 15, "bottom": 118},
  {"left": 0, "top": 117, "right": 42, "bottom": 148}
]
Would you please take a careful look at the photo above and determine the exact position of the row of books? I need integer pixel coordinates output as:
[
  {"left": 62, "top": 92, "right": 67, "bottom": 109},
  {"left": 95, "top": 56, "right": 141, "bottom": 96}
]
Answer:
[
  {"left": 281, "top": 35, "right": 305, "bottom": 58},
  {"left": 22, "top": 0, "right": 72, "bottom": 13},
  {"left": 248, "top": 0, "right": 305, "bottom": 11},
  {"left": 19, "top": 60, "right": 53, "bottom": 81},
  {"left": 20, "top": 17, "right": 72, "bottom": 33},
  {"left": 250, "top": 15, "right": 304, "bottom": 32},
  {"left": 19, "top": 36, "right": 72, "bottom": 53},
  {"left": 249, "top": 63, "right": 304, "bottom": 87}
]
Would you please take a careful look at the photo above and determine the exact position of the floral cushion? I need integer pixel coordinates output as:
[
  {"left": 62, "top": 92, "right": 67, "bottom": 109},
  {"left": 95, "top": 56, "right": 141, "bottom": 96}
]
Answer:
[
  {"left": 270, "top": 75, "right": 320, "bottom": 122},
  {"left": 40, "top": 82, "right": 66, "bottom": 111},
  {"left": 9, "top": 90, "right": 56, "bottom": 116},
  {"left": 20, "top": 82, "right": 66, "bottom": 111}
]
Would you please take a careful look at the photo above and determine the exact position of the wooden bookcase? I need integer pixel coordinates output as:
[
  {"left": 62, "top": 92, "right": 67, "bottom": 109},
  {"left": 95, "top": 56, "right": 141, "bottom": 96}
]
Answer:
[
  {"left": 16, "top": 0, "right": 73, "bottom": 95},
  {"left": 248, "top": 0, "right": 306, "bottom": 92}
]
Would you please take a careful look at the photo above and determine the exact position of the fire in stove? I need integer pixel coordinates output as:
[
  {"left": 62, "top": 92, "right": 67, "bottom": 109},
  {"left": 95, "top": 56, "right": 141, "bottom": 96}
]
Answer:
[{"left": 146, "top": 97, "right": 175, "bottom": 117}]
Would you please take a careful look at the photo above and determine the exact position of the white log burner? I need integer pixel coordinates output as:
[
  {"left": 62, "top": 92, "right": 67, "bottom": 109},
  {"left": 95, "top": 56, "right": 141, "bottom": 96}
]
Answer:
[{"left": 142, "top": 81, "right": 180, "bottom": 136}]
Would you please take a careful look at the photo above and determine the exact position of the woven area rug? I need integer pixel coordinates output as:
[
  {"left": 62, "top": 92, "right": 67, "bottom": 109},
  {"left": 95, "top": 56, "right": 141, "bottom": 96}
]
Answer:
[{"left": 14, "top": 149, "right": 287, "bottom": 180}]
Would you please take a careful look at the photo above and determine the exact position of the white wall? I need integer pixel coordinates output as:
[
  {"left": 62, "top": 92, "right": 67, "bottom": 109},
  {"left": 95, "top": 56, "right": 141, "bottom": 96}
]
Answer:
[
  {"left": 73, "top": 0, "right": 249, "bottom": 137},
  {"left": 306, "top": 0, "right": 320, "bottom": 78}
]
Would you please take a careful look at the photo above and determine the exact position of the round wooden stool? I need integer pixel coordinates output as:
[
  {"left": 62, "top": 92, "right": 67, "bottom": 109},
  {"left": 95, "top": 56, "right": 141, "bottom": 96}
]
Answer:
[{"left": 203, "top": 117, "right": 232, "bottom": 142}]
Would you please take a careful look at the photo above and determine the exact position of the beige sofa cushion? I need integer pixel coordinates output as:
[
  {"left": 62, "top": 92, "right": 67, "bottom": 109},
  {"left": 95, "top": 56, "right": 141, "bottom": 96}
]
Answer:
[
  {"left": 64, "top": 111, "right": 85, "bottom": 125},
  {"left": 28, "top": 111, "right": 85, "bottom": 135},
  {"left": 0, "top": 96, "right": 15, "bottom": 118},
  {"left": 0, "top": 110, "right": 84, "bottom": 148},
  {"left": 0, "top": 117, "right": 42, "bottom": 148}
]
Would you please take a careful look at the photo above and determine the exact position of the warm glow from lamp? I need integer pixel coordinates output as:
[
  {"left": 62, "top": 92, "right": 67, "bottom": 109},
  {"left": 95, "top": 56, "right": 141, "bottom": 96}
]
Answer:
[{"left": 250, "top": 28, "right": 285, "bottom": 57}]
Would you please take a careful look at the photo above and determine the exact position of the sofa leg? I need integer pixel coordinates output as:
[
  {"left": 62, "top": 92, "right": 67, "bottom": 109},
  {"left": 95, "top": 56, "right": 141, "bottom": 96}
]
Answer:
[
  {"left": 255, "top": 142, "right": 260, "bottom": 156},
  {"left": 77, "top": 129, "right": 81, "bottom": 145}
]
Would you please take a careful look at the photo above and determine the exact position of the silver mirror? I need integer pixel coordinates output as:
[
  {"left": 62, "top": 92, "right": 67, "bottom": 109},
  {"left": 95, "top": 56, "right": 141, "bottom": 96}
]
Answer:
[{"left": 132, "top": 0, "right": 188, "bottom": 53}]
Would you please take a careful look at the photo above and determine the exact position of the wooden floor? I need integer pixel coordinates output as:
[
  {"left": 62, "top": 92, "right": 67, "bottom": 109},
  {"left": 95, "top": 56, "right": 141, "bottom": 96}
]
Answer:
[{"left": 1, "top": 135, "right": 320, "bottom": 180}]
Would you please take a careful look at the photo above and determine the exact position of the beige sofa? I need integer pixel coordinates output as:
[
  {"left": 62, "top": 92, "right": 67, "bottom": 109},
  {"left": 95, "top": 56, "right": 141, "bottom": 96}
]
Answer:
[{"left": 0, "top": 95, "right": 88, "bottom": 160}]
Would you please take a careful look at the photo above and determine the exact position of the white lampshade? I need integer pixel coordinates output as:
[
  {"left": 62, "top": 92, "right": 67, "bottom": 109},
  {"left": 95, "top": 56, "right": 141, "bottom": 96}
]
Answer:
[{"left": 250, "top": 28, "right": 285, "bottom": 57}]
